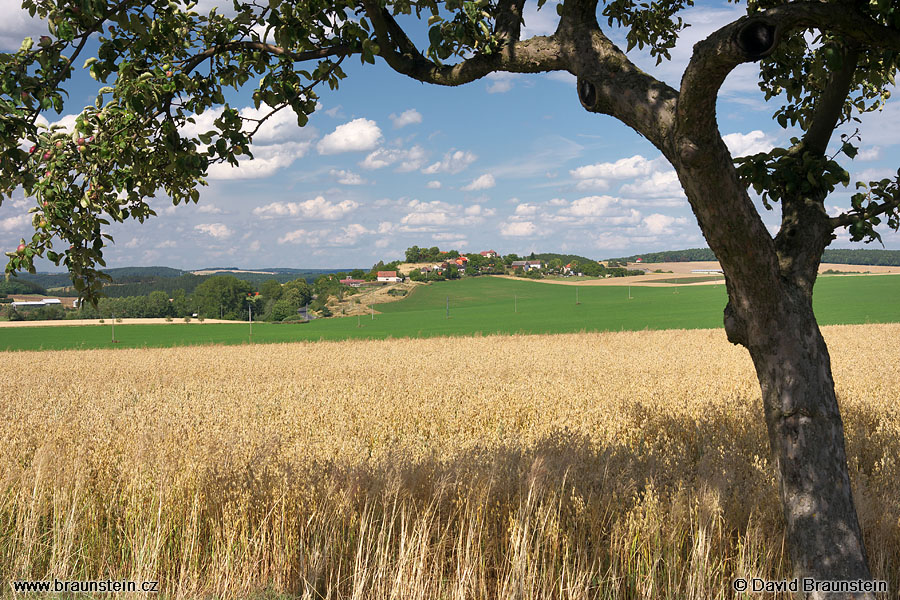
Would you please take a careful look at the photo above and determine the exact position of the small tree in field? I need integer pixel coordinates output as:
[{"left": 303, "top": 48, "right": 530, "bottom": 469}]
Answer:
[{"left": 2, "top": 0, "right": 900, "bottom": 594}]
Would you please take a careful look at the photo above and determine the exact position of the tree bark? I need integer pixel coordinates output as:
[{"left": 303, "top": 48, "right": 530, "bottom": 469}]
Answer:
[
  {"left": 672, "top": 147, "right": 875, "bottom": 598},
  {"left": 743, "top": 287, "right": 872, "bottom": 599}
]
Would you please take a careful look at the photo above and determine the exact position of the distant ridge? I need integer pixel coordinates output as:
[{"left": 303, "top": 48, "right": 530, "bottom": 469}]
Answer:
[
  {"left": 609, "top": 248, "right": 900, "bottom": 267},
  {"left": 13, "top": 266, "right": 359, "bottom": 297}
]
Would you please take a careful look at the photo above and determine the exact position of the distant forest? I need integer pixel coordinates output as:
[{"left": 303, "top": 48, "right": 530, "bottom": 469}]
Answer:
[
  {"left": 9, "top": 267, "right": 349, "bottom": 297},
  {"left": 610, "top": 248, "right": 900, "bottom": 266},
  {"left": 532, "top": 252, "right": 598, "bottom": 265}
]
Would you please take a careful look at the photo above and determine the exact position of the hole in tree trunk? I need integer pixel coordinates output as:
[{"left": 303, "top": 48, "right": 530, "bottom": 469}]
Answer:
[
  {"left": 737, "top": 20, "right": 777, "bottom": 60},
  {"left": 578, "top": 78, "right": 597, "bottom": 109}
]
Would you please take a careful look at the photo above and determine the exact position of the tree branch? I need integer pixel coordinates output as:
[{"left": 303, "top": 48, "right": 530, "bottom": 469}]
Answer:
[
  {"left": 181, "top": 41, "right": 352, "bottom": 75},
  {"left": 802, "top": 45, "right": 860, "bottom": 156},
  {"left": 557, "top": 0, "right": 678, "bottom": 151},
  {"left": 494, "top": 0, "right": 528, "bottom": 43},
  {"left": 362, "top": 0, "right": 567, "bottom": 86},
  {"left": 679, "top": 2, "right": 900, "bottom": 149},
  {"left": 830, "top": 195, "right": 900, "bottom": 230}
]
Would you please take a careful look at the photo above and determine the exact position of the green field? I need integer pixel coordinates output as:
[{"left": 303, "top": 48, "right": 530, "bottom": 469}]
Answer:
[{"left": 2, "top": 275, "right": 898, "bottom": 351}]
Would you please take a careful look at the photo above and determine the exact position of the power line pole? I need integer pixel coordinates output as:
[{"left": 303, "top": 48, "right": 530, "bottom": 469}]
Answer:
[{"left": 446, "top": 295, "right": 449, "bottom": 319}]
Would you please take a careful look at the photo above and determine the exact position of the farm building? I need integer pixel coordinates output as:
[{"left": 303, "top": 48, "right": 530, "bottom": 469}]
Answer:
[
  {"left": 377, "top": 271, "right": 402, "bottom": 283},
  {"left": 11, "top": 298, "right": 63, "bottom": 308},
  {"left": 340, "top": 278, "right": 365, "bottom": 287},
  {"left": 480, "top": 249, "right": 498, "bottom": 257},
  {"left": 511, "top": 260, "right": 542, "bottom": 271}
]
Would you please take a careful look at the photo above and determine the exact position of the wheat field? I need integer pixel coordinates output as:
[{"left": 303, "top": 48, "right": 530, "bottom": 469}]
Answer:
[{"left": 1, "top": 325, "right": 898, "bottom": 598}]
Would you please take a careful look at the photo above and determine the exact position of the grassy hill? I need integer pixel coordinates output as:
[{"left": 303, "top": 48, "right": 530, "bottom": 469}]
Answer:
[{"left": 3, "top": 274, "right": 900, "bottom": 351}]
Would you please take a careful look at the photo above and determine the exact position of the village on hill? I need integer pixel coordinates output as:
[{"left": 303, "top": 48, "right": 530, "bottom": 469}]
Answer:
[{"left": 3, "top": 246, "right": 900, "bottom": 324}]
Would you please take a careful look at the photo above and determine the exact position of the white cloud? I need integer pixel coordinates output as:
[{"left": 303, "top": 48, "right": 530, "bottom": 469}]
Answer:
[
  {"left": 207, "top": 141, "right": 312, "bottom": 179},
  {"left": 399, "top": 199, "right": 487, "bottom": 229},
  {"left": 426, "top": 180, "right": 442, "bottom": 189},
  {"left": 574, "top": 178, "right": 611, "bottom": 191},
  {"left": 157, "top": 240, "right": 177, "bottom": 249},
  {"left": 422, "top": 150, "right": 478, "bottom": 174},
  {"left": 0, "top": 1, "right": 46, "bottom": 51},
  {"left": 402, "top": 211, "right": 450, "bottom": 226},
  {"left": 620, "top": 169, "right": 683, "bottom": 198},
  {"left": 178, "top": 104, "right": 316, "bottom": 180},
  {"left": 723, "top": 130, "right": 776, "bottom": 157},
  {"left": 389, "top": 109, "right": 423, "bottom": 128},
  {"left": 209, "top": 142, "right": 310, "bottom": 179},
  {"left": 552, "top": 196, "right": 643, "bottom": 226},
  {"left": 197, "top": 204, "right": 224, "bottom": 214},
  {"left": 432, "top": 233, "right": 467, "bottom": 242},
  {"left": 462, "top": 173, "right": 496, "bottom": 191},
  {"left": 253, "top": 196, "right": 358, "bottom": 220},
  {"left": 0, "top": 213, "right": 29, "bottom": 232},
  {"left": 485, "top": 72, "right": 521, "bottom": 94},
  {"left": 570, "top": 155, "right": 655, "bottom": 180},
  {"left": 278, "top": 229, "right": 314, "bottom": 245},
  {"left": 561, "top": 195, "right": 619, "bottom": 217},
  {"left": 515, "top": 203, "right": 540, "bottom": 216},
  {"left": 465, "top": 204, "right": 495, "bottom": 217},
  {"left": 195, "top": 223, "right": 233, "bottom": 239},
  {"left": 317, "top": 118, "right": 382, "bottom": 154},
  {"left": 330, "top": 169, "right": 367, "bottom": 185},
  {"left": 500, "top": 221, "right": 538, "bottom": 237},
  {"left": 34, "top": 113, "right": 78, "bottom": 133},
  {"left": 520, "top": 2, "right": 561, "bottom": 38},
  {"left": 856, "top": 146, "right": 881, "bottom": 161},
  {"left": 641, "top": 213, "right": 689, "bottom": 235},
  {"left": 237, "top": 104, "right": 316, "bottom": 145},
  {"left": 360, "top": 145, "right": 427, "bottom": 171},
  {"left": 331, "top": 223, "right": 374, "bottom": 245}
]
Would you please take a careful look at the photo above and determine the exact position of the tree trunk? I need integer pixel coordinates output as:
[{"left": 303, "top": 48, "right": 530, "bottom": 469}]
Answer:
[
  {"left": 668, "top": 139, "right": 875, "bottom": 597},
  {"left": 735, "top": 286, "right": 874, "bottom": 599}
]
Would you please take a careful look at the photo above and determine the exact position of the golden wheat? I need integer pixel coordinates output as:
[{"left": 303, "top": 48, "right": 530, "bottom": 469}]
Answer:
[{"left": 1, "top": 325, "right": 898, "bottom": 599}]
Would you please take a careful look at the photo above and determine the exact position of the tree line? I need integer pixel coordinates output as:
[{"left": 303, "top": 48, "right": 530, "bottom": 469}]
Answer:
[
  {"left": 0, "top": 274, "right": 359, "bottom": 322},
  {"left": 610, "top": 247, "right": 900, "bottom": 266}
]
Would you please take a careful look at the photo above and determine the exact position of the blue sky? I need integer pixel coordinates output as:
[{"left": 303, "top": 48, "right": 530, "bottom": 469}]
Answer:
[{"left": 1, "top": 1, "right": 899, "bottom": 270}]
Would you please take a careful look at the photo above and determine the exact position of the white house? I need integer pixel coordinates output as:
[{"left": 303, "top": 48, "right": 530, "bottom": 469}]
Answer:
[{"left": 377, "top": 270, "right": 402, "bottom": 283}]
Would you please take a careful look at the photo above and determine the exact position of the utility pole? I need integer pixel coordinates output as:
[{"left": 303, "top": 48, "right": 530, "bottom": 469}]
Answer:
[
  {"left": 628, "top": 286, "right": 632, "bottom": 300},
  {"left": 576, "top": 287, "right": 580, "bottom": 305},
  {"left": 249, "top": 304, "right": 252, "bottom": 342},
  {"left": 111, "top": 314, "right": 116, "bottom": 343},
  {"left": 514, "top": 294, "right": 517, "bottom": 313},
  {"left": 446, "top": 295, "right": 449, "bottom": 319}
]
